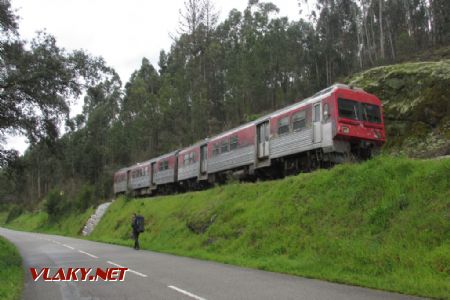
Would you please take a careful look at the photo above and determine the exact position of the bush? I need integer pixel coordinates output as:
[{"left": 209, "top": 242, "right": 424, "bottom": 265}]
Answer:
[
  {"left": 5, "top": 206, "right": 23, "bottom": 223},
  {"left": 44, "top": 189, "right": 69, "bottom": 221},
  {"left": 75, "top": 184, "right": 95, "bottom": 211}
]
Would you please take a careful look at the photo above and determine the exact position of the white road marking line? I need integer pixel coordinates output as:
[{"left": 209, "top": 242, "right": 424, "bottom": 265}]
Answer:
[
  {"left": 168, "top": 285, "right": 206, "bottom": 300},
  {"left": 78, "top": 250, "right": 98, "bottom": 259},
  {"left": 62, "top": 244, "right": 75, "bottom": 250},
  {"left": 107, "top": 261, "right": 125, "bottom": 268},
  {"left": 127, "top": 269, "right": 148, "bottom": 278},
  {"left": 107, "top": 261, "right": 148, "bottom": 278}
]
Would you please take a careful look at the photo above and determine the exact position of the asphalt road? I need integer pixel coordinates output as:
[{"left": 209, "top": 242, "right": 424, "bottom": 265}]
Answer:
[{"left": 0, "top": 227, "right": 424, "bottom": 300}]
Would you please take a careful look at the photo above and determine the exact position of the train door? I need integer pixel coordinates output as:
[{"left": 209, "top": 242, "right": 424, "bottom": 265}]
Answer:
[
  {"left": 313, "top": 103, "right": 322, "bottom": 143},
  {"left": 126, "top": 170, "right": 131, "bottom": 191},
  {"left": 150, "top": 162, "right": 156, "bottom": 185},
  {"left": 257, "top": 120, "right": 270, "bottom": 159},
  {"left": 200, "top": 144, "right": 207, "bottom": 174},
  {"left": 174, "top": 154, "right": 179, "bottom": 182}
]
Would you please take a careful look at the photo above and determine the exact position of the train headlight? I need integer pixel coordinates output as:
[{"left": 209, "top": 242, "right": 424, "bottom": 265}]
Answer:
[
  {"left": 342, "top": 126, "right": 349, "bottom": 134},
  {"left": 374, "top": 130, "right": 382, "bottom": 139}
]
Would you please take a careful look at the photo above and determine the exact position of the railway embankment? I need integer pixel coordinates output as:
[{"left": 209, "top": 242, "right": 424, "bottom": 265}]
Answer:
[{"left": 2, "top": 156, "right": 449, "bottom": 298}]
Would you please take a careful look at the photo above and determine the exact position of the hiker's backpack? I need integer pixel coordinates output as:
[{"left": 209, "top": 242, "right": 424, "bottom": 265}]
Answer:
[{"left": 135, "top": 215, "right": 145, "bottom": 233}]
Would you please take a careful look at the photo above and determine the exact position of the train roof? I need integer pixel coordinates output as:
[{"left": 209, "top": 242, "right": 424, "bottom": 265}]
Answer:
[
  {"left": 178, "top": 139, "right": 209, "bottom": 154},
  {"left": 154, "top": 150, "right": 180, "bottom": 161}
]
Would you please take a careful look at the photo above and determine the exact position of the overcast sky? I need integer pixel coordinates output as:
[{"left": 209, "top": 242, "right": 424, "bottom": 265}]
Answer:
[{"left": 7, "top": 0, "right": 308, "bottom": 154}]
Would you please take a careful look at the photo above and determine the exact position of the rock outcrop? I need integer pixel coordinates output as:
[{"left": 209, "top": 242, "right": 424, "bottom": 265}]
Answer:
[{"left": 348, "top": 59, "right": 450, "bottom": 158}]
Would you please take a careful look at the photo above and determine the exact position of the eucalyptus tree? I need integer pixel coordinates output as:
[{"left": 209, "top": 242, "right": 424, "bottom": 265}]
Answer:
[{"left": 0, "top": 0, "right": 111, "bottom": 167}]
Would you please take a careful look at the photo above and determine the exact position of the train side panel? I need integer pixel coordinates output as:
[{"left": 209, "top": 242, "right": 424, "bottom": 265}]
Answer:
[
  {"left": 129, "top": 162, "right": 151, "bottom": 191},
  {"left": 178, "top": 145, "right": 201, "bottom": 181},
  {"left": 154, "top": 152, "right": 178, "bottom": 185},
  {"left": 113, "top": 170, "right": 127, "bottom": 194},
  {"left": 269, "top": 103, "right": 315, "bottom": 159},
  {"left": 207, "top": 125, "right": 256, "bottom": 174}
]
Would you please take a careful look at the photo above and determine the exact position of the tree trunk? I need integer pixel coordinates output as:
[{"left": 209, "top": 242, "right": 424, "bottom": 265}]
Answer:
[
  {"left": 379, "top": 0, "right": 385, "bottom": 60},
  {"left": 386, "top": 18, "right": 396, "bottom": 60},
  {"left": 370, "top": 13, "right": 378, "bottom": 61},
  {"left": 37, "top": 166, "right": 41, "bottom": 199}
]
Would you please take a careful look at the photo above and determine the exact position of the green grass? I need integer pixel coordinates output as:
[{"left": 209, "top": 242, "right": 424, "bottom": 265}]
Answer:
[
  {"left": 89, "top": 156, "right": 450, "bottom": 299},
  {"left": 3, "top": 208, "right": 94, "bottom": 237},
  {"left": 0, "top": 211, "right": 8, "bottom": 224},
  {"left": 0, "top": 236, "right": 23, "bottom": 300},
  {"left": 2, "top": 156, "right": 449, "bottom": 298}
]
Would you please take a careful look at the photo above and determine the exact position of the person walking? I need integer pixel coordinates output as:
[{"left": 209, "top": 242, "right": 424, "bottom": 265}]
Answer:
[{"left": 131, "top": 213, "right": 142, "bottom": 250}]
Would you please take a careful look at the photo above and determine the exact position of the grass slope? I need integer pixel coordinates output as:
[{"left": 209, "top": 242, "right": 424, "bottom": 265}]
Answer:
[
  {"left": 3, "top": 208, "right": 94, "bottom": 236},
  {"left": 88, "top": 156, "right": 449, "bottom": 299},
  {"left": 0, "top": 236, "right": 23, "bottom": 300}
]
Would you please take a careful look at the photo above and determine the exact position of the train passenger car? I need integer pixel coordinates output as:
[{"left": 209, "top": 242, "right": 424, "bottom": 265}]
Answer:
[
  {"left": 113, "top": 168, "right": 128, "bottom": 195},
  {"left": 127, "top": 160, "right": 154, "bottom": 196},
  {"left": 153, "top": 150, "right": 179, "bottom": 192},
  {"left": 177, "top": 141, "right": 209, "bottom": 189},
  {"left": 207, "top": 123, "right": 256, "bottom": 181}
]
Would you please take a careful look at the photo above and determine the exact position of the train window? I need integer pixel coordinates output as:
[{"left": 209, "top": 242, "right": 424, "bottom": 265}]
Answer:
[
  {"left": 189, "top": 152, "right": 195, "bottom": 163},
  {"left": 361, "top": 103, "right": 381, "bottom": 123},
  {"left": 323, "top": 103, "right": 330, "bottom": 121},
  {"left": 213, "top": 144, "right": 220, "bottom": 156},
  {"left": 184, "top": 154, "right": 189, "bottom": 166},
  {"left": 292, "top": 111, "right": 306, "bottom": 131},
  {"left": 230, "top": 135, "right": 239, "bottom": 151},
  {"left": 221, "top": 140, "right": 229, "bottom": 153},
  {"left": 278, "top": 117, "right": 290, "bottom": 135},
  {"left": 338, "top": 98, "right": 359, "bottom": 120},
  {"left": 313, "top": 104, "right": 321, "bottom": 122},
  {"left": 159, "top": 160, "right": 169, "bottom": 171}
]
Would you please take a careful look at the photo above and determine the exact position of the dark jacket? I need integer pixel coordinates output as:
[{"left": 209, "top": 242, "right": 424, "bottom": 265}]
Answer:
[{"left": 131, "top": 217, "right": 139, "bottom": 235}]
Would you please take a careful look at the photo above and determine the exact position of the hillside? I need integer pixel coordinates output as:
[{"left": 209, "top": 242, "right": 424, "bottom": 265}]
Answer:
[
  {"left": 85, "top": 156, "right": 448, "bottom": 299},
  {"left": 347, "top": 59, "right": 450, "bottom": 158},
  {"left": 3, "top": 156, "right": 449, "bottom": 299}
]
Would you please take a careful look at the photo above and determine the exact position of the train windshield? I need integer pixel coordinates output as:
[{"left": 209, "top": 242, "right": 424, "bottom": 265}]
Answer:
[
  {"left": 338, "top": 98, "right": 381, "bottom": 123},
  {"left": 361, "top": 103, "right": 381, "bottom": 123}
]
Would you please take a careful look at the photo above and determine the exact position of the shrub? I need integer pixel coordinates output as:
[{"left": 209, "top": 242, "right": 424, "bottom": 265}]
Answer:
[
  {"left": 44, "top": 189, "right": 69, "bottom": 221},
  {"left": 5, "top": 206, "right": 23, "bottom": 223},
  {"left": 75, "top": 184, "right": 95, "bottom": 211}
]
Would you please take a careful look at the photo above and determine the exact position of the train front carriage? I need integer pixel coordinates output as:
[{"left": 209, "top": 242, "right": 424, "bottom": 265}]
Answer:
[
  {"left": 331, "top": 87, "right": 385, "bottom": 159},
  {"left": 263, "top": 84, "right": 386, "bottom": 174}
]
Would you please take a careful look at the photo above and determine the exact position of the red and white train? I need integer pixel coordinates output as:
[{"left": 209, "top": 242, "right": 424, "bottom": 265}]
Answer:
[{"left": 114, "top": 84, "right": 385, "bottom": 196}]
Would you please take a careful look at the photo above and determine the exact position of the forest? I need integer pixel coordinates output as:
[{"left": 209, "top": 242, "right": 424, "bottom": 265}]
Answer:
[{"left": 0, "top": 0, "right": 449, "bottom": 211}]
